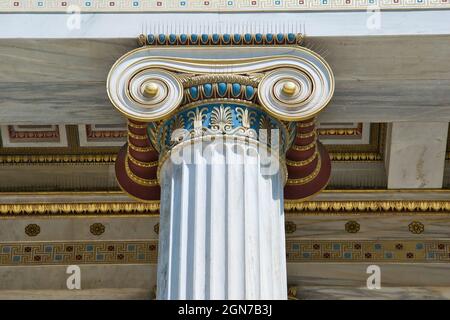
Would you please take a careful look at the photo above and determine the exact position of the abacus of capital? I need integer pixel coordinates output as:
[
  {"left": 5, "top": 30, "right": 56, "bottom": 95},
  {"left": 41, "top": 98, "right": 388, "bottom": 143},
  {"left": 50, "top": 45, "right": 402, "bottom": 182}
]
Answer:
[{"left": 107, "top": 33, "right": 335, "bottom": 300}]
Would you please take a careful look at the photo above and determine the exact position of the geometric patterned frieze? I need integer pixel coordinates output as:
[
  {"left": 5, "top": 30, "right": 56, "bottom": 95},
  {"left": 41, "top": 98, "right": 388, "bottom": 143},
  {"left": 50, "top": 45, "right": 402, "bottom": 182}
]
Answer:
[
  {"left": 2, "top": 240, "right": 450, "bottom": 265},
  {"left": 2, "top": 1, "right": 450, "bottom": 12},
  {"left": 0, "top": 125, "right": 68, "bottom": 147},
  {"left": 0, "top": 241, "right": 158, "bottom": 266},
  {"left": 286, "top": 240, "right": 450, "bottom": 263}
]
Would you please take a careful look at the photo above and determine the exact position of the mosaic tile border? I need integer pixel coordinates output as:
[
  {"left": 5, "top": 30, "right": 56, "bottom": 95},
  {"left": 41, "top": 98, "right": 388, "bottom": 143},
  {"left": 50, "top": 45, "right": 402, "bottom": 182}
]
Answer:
[
  {"left": 286, "top": 240, "right": 450, "bottom": 262},
  {"left": 0, "top": 241, "right": 158, "bottom": 266},
  {"left": 0, "top": 0, "right": 449, "bottom": 13},
  {"left": 2, "top": 239, "right": 450, "bottom": 265}
]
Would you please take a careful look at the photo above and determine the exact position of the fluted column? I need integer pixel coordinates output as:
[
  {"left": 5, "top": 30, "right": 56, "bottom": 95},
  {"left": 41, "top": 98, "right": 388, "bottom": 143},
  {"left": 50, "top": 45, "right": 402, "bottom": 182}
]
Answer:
[{"left": 157, "top": 137, "right": 287, "bottom": 300}]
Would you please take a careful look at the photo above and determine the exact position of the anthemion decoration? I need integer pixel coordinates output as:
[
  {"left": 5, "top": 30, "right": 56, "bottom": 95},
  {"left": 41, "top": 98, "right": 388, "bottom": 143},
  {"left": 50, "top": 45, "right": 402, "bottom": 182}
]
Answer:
[{"left": 107, "top": 32, "right": 335, "bottom": 299}]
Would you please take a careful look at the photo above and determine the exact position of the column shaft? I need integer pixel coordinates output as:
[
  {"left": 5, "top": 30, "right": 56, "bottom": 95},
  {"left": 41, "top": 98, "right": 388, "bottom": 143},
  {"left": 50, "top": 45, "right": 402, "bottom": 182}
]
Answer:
[{"left": 157, "top": 138, "right": 287, "bottom": 300}]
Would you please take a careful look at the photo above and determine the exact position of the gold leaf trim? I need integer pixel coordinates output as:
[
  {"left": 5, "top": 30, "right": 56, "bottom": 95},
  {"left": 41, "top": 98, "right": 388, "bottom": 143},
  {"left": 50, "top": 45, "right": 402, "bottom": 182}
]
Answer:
[
  {"left": 318, "top": 128, "right": 361, "bottom": 136},
  {"left": 128, "top": 122, "right": 148, "bottom": 129},
  {"left": 1, "top": 193, "right": 450, "bottom": 216},
  {"left": 128, "top": 140, "right": 154, "bottom": 153},
  {"left": 0, "top": 154, "right": 116, "bottom": 164},
  {"left": 284, "top": 200, "right": 450, "bottom": 214},
  {"left": 125, "top": 155, "right": 159, "bottom": 186},
  {"left": 286, "top": 154, "right": 321, "bottom": 185},
  {"left": 286, "top": 151, "right": 318, "bottom": 167},
  {"left": 290, "top": 138, "right": 316, "bottom": 151},
  {"left": 127, "top": 131, "right": 149, "bottom": 140},
  {"left": 127, "top": 149, "right": 159, "bottom": 168},
  {"left": 329, "top": 152, "right": 382, "bottom": 161},
  {"left": 0, "top": 151, "right": 382, "bottom": 164},
  {"left": 0, "top": 202, "right": 159, "bottom": 216},
  {"left": 297, "top": 120, "right": 316, "bottom": 128},
  {"left": 296, "top": 130, "right": 316, "bottom": 139}
]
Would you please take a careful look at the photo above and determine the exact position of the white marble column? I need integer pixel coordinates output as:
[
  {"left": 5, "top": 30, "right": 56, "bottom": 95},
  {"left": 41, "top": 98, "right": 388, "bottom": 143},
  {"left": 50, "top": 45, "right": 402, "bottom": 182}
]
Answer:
[
  {"left": 157, "top": 137, "right": 287, "bottom": 300},
  {"left": 385, "top": 122, "right": 449, "bottom": 189}
]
